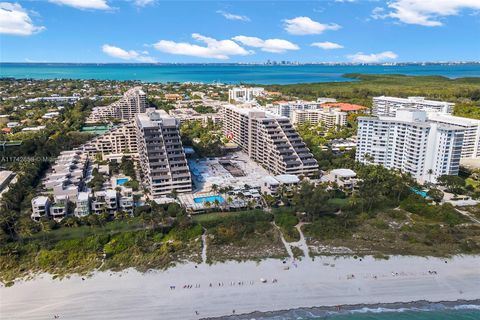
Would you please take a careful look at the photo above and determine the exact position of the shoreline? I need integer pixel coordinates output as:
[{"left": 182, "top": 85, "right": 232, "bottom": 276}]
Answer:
[
  {"left": 204, "top": 299, "right": 480, "bottom": 319},
  {"left": 1, "top": 255, "right": 479, "bottom": 319}
]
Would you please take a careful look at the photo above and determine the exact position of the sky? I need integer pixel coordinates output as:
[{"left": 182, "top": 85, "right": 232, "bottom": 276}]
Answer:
[{"left": 0, "top": 0, "right": 479, "bottom": 63}]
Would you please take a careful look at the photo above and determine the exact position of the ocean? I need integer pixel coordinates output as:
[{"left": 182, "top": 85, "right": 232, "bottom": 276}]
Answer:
[
  {"left": 221, "top": 302, "right": 480, "bottom": 320},
  {"left": 1, "top": 63, "right": 480, "bottom": 84}
]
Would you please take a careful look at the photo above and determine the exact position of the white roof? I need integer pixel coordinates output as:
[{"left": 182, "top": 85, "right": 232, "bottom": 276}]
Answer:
[
  {"left": 78, "top": 192, "right": 89, "bottom": 201},
  {"left": 427, "top": 112, "right": 480, "bottom": 126},
  {"left": 106, "top": 189, "right": 117, "bottom": 197},
  {"left": 331, "top": 168, "right": 356, "bottom": 177},
  {"left": 32, "top": 196, "right": 49, "bottom": 205},
  {"left": 0, "top": 170, "right": 13, "bottom": 183},
  {"left": 263, "top": 175, "right": 279, "bottom": 185},
  {"left": 275, "top": 174, "right": 300, "bottom": 184}
]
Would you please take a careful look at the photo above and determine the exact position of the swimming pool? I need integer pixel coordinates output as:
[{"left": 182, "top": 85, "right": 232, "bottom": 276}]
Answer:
[
  {"left": 410, "top": 187, "right": 428, "bottom": 198},
  {"left": 193, "top": 195, "right": 225, "bottom": 204},
  {"left": 116, "top": 178, "right": 129, "bottom": 186}
]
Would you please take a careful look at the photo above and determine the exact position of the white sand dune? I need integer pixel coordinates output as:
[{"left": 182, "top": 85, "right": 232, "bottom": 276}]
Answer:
[{"left": 1, "top": 255, "right": 479, "bottom": 319}]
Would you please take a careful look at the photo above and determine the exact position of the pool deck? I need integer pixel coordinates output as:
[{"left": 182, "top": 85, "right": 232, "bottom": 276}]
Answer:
[{"left": 188, "top": 152, "right": 270, "bottom": 193}]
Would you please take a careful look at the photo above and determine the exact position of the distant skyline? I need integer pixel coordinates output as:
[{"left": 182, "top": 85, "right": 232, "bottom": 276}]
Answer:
[{"left": 1, "top": 0, "right": 480, "bottom": 63}]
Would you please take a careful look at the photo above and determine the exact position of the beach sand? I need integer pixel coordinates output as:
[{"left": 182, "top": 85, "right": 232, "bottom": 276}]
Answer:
[{"left": 1, "top": 255, "right": 479, "bottom": 319}]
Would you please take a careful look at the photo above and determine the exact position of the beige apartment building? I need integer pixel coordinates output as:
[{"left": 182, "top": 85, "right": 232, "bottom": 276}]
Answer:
[
  {"left": 82, "top": 121, "right": 138, "bottom": 155},
  {"left": 86, "top": 87, "right": 146, "bottom": 123},
  {"left": 223, "top": 105, "right": 318, "bottom": 177},
  {"left": 135, "top": 109, "right": 192, "bottom": 197},
  {"left": 292, "top": 108, "right": 347, "bottom": 128}
]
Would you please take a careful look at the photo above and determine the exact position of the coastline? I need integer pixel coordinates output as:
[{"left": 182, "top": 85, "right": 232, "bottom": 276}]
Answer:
[
  {"left": 205, "top": 299, "right": 480, "bottom": 319},
  {"left": 1, "top": 255, "right": 479, "bottom": 319}
]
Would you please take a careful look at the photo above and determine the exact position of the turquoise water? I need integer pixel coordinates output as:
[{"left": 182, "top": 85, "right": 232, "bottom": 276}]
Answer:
[
  {"left": 410, "top": 187, "right": 428, "bottom": 198},
  {"left": 1, "top": 63, "right": 479, "bottom": 84},
  {"left": 252, "top": 305, "right": 480, "bottom": 319},
  {"left": 116, "top": 178, "right": 129, "bottom": 186},
  {"left": 193, "top": 195, "right": 225, "bottom": 204},
  {"left": 322, "top": 309, "right": 480, "bottom": 320}
]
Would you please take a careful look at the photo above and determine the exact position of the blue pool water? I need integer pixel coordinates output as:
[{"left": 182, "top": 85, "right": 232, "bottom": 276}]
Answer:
[
  {"left": 116, "top": 178, "right": 129, "bottom": 186},
  {"left": 410, "top": 187, "right": 428, "bottom": 198},
  {"left": 193, "top": 195, "right": 225, "bottom": 204}
]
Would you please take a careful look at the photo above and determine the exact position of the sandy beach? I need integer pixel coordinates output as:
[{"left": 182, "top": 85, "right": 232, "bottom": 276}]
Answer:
[{"left": 1, "top": 255, "right": 479, "bottom": 319}]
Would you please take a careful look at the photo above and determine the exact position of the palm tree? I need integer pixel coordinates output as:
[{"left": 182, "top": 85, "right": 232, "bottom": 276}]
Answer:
[
  {"left": 213, "top": 199, "right": 220, "bottom": 210},
  {"left": 211, "top": 184, "right": 219, "bottom": 194},
  {"left": 226, "top": 196, "right": 233, "bottom": 210},
  {"left": 204, "top": 201, "right": 211, "bottom": 211}
]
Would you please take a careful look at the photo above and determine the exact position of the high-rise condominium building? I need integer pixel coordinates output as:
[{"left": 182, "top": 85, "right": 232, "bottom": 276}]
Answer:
[
  {"left": 223, "top": 105, "right": 318, "bottom": 177},
  {"left": 228, "top": 87, "right": 264, "bottom": 103},
  {"left": 426, "top": 112, "right": 480, "bottom": 159},
  {"left": 356, "top": 109, "right": 464, "bottom": 183},
  {"left": 372, "top": 96, "right": 454, "bottom": 117},
  {"left": 273, "top": 100, "right": 321, "bottom": 118},
  {"left": 86, "top": 87, "right": 146, "bottom": 123},
  {"left": 292, "top": 108, "right": 347, "bottom": 128},
  {"left": 135, "top": 109, "right": 192, "bottom": 197}
]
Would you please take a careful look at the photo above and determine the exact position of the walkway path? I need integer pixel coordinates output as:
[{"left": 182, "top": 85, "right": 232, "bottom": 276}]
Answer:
[
  {"left": 294, "top": 223, "right": 310, "bottom": 259},
  {"left": 272, "top": 222, "right": 312, "bottom": 260},
  {"left": 272, "top": 222, "right": 294, "bottom": 259},
  {"left": 201, "top": 228, "right": 208, "bottom": 264},
  {"left": 456, "top": 209, "right": 480, "bottom": 224}
]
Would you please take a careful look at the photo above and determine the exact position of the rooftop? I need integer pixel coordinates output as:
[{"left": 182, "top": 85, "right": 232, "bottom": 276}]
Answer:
[
  {"left": 275, "top": 174, "right": 300, "bottom": 184},
  {"left": 322, "top": 103, "right": 367, "bottom": 112},
  {"left": 331, "top": 168, "right": 356, "bottom": 177}
]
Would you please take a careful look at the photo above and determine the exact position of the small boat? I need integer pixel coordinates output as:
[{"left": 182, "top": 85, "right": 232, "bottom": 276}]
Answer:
[{"left": 260, "top": 278, "right": 267, "bottom": 283}]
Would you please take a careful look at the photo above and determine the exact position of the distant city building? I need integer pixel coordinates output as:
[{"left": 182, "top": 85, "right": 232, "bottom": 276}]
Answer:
[
  {"left": 356, "top": 109, "right": 464, "bottom": 183},
  {"left": 25, "top": 96, "right": 80, "bottom": 104},
  {"left": 21, "top": 125, "right": 46, "bottom": 132},
  {"left": 135, "top": 109, "right": 192, "bottom": 197},
  {"left": 164, "top": 93, "right": 183, "bottom": 101},
  {"left": 322, "top": 138, "right": 357, "bottom": 153},
  {"left": 86, "top": 87, "right": 146, "bottom": 123},
  {"left": 228, "top": 87, "right": 264, "bottom": 103},
  {"left": 317, "top": 97, "right": 337, "bottom": 104},
  {"left": 42, "top": 111, "right": 60, "bottom": 119},
  {"left": 169, "top": 108, "right": 222, "bottom": 125},
  {"left": 223, "top": 105, "right": 318, "bottom": 177},
  {"left": 372, "top": 96, "right": 454, "bottom": 117},
  {"left": 273, "top": 100, "right": 321, "bottom": 118},
  {"left": 292, "top": 108, "right": 347, "bottom": 128}
]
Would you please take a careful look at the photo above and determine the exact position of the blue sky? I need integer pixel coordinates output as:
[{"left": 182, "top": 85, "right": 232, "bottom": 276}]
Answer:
[{"left": 0, "top": 0, "right": 479, "bottom": 63}]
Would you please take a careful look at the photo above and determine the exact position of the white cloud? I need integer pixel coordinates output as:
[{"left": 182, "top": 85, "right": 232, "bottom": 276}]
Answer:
[
  {"left": 232, "top": 36, "right": 299, "bottom": 53},
  {"left": 348, "top": 51, "right": 398, "bottom": 63},
  {"left": 132, "top": 0, "right": 155, "bottom": 7},
  {"left": 102, "top": 44, "right": 156, "bottom": 63},
  {"left": 217, "top": 10, "right": 250, "bottom": 22},
  {"left": 0, "top": 2, "right": 45, "bottom": 36},
  {"left": 311, "top": 41, "right": 344, "bottom": 50},
  {"left": 284, "top": 16, "right": 340, "bottom": 35},
  {"left": 375, "top": 0, "right": 480, "bottom": 27},
  {"left": 153, "top": 34, "right": 252, "bottom": 60},
  {"left": 49, "top": 0, "right": 110, "bottom": 10}
]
